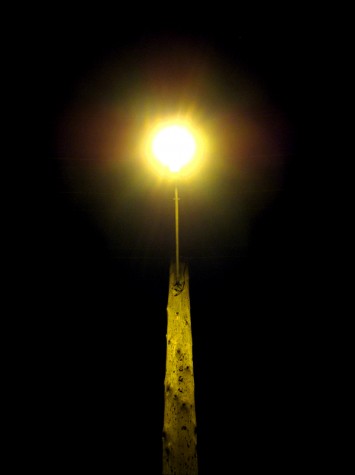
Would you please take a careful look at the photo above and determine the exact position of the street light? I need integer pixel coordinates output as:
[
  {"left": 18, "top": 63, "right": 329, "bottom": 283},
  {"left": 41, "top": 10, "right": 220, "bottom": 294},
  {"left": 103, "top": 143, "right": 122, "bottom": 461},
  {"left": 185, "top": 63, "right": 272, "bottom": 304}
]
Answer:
[
  {"left": 142, "top": 118, "right": 205, "bottom": 474},
  {"left": 150, "top": 122, "right": 199, "bottom": 475},
  {"left": 151, "top": 124, "right": 197, "bottom": 283},
  {"left": 152, "top": 124, "right": 196, "bottom": 173}
]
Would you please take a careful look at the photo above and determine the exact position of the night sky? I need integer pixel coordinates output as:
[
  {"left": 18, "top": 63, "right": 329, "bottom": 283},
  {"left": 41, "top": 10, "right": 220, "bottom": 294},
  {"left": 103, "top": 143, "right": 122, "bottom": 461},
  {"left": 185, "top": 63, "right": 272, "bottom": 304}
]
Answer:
[{"left": 19, "top": 8, "right": 337, "bottom": 474}]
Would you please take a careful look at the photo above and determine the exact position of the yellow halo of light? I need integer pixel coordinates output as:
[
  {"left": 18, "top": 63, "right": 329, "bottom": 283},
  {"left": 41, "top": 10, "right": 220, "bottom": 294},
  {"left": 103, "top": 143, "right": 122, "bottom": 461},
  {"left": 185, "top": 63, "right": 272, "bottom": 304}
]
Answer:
[{"left": 152, "top": 124, "right": 197, "bottom": 172}]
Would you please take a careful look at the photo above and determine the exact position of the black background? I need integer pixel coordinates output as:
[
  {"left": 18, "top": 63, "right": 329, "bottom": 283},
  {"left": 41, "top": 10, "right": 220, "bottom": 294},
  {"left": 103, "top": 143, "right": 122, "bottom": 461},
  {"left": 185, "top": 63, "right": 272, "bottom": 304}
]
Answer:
[{"left": 13, "top": 6, "right": 342, "bottom": 474}]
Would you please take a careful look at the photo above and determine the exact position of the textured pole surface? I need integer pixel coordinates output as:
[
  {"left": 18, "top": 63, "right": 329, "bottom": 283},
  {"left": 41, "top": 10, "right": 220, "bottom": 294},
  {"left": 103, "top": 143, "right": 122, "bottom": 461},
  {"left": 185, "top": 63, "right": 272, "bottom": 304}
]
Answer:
[{"left": 162, "top": 263, "right": 198, "bottom": 475}]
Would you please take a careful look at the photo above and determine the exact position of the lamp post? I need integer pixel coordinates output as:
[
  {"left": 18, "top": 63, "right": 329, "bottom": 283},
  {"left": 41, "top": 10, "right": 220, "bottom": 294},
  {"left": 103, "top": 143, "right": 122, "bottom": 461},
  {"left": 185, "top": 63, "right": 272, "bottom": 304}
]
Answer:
[
  {"left": 152, "top": 124, "right": 196, "bottom": 283},
  {"left": 152, "top": 123, "right": 199, "bottom": 475}
]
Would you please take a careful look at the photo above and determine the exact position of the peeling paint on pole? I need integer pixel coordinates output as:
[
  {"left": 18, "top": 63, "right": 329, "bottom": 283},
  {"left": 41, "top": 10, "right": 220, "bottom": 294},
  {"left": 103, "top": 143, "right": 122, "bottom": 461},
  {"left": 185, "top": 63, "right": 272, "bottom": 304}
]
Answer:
[{"left": 162, "top": 262, "right": 198, "bottom": 475}]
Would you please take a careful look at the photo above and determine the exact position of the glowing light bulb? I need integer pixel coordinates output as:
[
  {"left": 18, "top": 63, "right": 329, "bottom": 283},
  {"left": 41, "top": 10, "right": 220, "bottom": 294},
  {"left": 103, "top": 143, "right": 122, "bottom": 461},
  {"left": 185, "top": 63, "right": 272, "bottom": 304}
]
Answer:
[{"left": 152, "top": 125, "right": 196, "bottom": 172}]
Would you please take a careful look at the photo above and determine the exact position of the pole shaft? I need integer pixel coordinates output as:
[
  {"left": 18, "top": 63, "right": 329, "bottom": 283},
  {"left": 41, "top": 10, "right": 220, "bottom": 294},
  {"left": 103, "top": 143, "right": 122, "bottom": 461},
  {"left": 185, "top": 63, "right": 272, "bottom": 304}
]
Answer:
[
  {"left": 174, "top": 184, "right": 180, "bottom": 281},
  {"left": 163, "top": 264, "right": 198, "bottom": 474}
]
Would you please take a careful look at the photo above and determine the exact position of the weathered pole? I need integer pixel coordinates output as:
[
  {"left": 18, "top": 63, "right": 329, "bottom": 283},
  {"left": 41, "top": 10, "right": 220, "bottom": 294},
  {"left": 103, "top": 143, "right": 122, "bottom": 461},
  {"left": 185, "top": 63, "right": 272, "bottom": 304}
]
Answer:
[{"left": 162, "top": 262, "right": 198, "bottom": 475}]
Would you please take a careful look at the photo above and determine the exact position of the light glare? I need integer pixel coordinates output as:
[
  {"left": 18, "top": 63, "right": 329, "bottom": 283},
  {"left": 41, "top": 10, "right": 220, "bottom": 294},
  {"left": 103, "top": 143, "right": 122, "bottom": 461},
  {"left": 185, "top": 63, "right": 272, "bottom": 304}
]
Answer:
[{"left": 152, "top": 125, "right": 197, "bottom": 172}]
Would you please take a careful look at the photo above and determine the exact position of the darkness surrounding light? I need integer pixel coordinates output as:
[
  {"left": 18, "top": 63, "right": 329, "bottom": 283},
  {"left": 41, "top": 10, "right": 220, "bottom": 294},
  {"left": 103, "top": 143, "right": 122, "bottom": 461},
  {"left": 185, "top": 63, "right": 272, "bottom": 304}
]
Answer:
[{"left": 18, "top": 8, "right": 338, "bottom": 475}]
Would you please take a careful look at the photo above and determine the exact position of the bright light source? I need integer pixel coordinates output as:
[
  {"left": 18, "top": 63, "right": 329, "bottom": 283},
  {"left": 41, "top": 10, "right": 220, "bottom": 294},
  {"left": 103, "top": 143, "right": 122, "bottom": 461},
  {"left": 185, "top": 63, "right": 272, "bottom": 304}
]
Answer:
[{"left": 152, "top": 125, "right": 197, "bottom": 172}]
